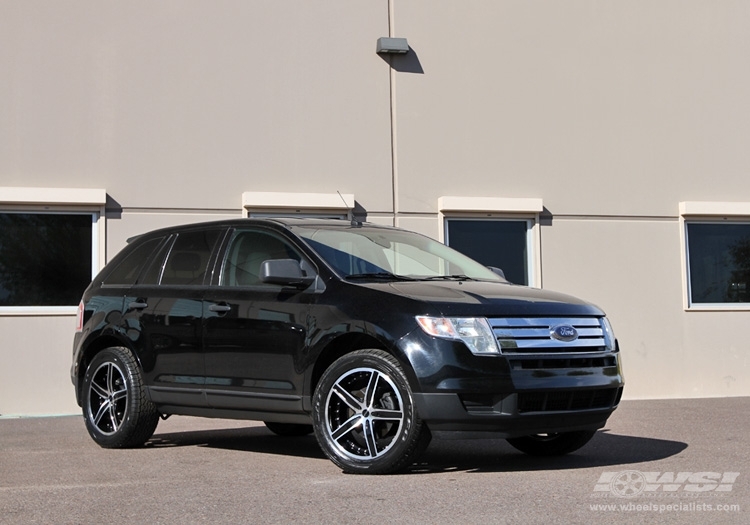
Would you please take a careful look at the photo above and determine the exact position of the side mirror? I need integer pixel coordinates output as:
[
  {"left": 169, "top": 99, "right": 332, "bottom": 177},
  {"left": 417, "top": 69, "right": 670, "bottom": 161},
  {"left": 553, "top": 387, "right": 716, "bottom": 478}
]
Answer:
[
  {"left": 260, "top": 259, "right": 316, "bottom": 288},
  {"left": 487, "top": 266, "right": 509, "bottom": 282}
]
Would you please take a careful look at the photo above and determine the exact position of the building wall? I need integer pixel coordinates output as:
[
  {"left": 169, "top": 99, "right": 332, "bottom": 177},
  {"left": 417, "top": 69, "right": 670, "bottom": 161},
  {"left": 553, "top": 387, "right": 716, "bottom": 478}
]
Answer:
[{"left": 1, "top": 1, "right": 749, "bottom": 415}]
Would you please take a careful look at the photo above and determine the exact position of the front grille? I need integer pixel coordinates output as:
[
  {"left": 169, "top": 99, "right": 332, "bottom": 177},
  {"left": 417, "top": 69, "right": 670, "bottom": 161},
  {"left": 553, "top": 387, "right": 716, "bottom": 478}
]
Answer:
[
  {"left": 490, "top": 317, "right": 606, "bottom": 353},
  {"left": 517, "top": 387, "right": 622, "bottom": 413}
]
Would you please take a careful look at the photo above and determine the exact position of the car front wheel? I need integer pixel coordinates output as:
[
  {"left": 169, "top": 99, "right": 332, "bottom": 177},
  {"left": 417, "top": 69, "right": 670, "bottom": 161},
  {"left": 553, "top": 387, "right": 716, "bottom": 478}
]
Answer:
[
  {"left": 312, "top": 349, "right": 430, "bottom": 474},
  {"left": 506, "top": 430, "right": 597, "bottom": 456},
  {"left": 82, "top": 346, "right": 160, "bottom": 448}
]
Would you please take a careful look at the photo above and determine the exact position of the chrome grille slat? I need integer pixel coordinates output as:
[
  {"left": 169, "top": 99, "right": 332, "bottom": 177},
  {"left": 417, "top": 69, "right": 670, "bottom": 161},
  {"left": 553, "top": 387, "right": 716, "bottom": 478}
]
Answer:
[
  {"left": 490, "top": 317, "right": 601, "bottom": 328},
  {"left": 490, "top": 317, "right": 605, "bottom": 354},
  {"left": 493, "top": 327, "right": 602, "bottom": 339},
  {"left": 499, "top": 338, "right": 604, "bottom": 350}
]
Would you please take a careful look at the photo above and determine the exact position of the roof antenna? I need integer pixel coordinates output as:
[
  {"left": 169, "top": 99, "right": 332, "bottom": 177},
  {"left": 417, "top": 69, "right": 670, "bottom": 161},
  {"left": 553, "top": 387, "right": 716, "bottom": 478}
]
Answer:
[{"left": 338, "top": 191, "right": 362, "bottom": 227}]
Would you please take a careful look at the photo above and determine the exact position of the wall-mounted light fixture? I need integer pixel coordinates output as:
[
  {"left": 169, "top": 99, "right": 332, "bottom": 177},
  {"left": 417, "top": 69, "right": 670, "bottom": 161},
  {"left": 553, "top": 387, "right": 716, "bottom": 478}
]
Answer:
[{"left": 376, "top": 37, "right": 409, "bottom": 54}]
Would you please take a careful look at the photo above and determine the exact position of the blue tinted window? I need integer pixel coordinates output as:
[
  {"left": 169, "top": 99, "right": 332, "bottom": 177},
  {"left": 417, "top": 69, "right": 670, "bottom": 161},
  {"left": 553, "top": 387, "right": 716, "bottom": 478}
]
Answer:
[
  {"left": 0, "top": 213, "right": 93, "bottom": 306},
  {"left": 446, "top": 219, "right": 529, "bottom": 285},
  {"left": 687, "top": 222, "right": 750, "bottom": 304}
]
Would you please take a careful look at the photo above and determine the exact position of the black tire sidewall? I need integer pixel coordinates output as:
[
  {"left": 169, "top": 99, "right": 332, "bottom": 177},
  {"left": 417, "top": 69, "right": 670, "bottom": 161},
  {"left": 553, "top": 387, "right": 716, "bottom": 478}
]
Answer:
[
  {"left": 81, "top": 347, "right": 155, "bottom": 448},
  {"left": 312, "top": 349, "right": 424, "bottom": 474}
]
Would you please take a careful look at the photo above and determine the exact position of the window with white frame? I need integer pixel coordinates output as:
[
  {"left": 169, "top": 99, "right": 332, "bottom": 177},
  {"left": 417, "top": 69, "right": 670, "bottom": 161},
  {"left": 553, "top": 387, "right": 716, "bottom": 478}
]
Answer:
[
  {"left": 686, "top": 222, "right": 750, "bottom": 304},
  {"left": 0, "top": 188, "right": 106, "bottom": 311},
  {"left": 445, "top": 218, "right": 532, "bottom": 285},
  {"left": 241, "top": 191, "right": 354, "bottom": 220},
  {"left": 681, "top": 201, "right": 750, "bottom": 308},
  {"left": 439, "top": 197, "right": 543, "bottom": 286}
]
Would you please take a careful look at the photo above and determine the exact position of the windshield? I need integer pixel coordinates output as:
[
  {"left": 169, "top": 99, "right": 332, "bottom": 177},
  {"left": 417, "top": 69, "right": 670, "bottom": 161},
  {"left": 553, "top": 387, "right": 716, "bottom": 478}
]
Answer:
[{"left": 293, "top": 225, "right": 504, "bottom": 282}]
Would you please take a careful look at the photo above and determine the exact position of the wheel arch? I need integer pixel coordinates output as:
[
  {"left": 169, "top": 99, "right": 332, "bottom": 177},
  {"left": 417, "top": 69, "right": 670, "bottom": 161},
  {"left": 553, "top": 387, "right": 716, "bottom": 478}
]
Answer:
[
  {"left": 75, "top": 334, "right": 140, "bottom": 404},
  {"left": 308, "top": 332, "right": 389, "bottom": 398}
]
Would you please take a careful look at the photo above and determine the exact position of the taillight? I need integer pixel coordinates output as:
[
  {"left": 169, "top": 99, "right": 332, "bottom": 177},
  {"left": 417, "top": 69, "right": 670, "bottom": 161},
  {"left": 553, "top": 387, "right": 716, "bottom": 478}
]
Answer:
[{"left": 75, "top": 301, "right": 84, "bottom": 332}]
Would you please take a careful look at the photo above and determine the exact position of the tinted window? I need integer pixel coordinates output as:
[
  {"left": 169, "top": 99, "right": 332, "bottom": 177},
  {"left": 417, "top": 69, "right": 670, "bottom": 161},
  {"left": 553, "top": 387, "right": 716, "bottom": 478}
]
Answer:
[
  {"left": 446, "top": 219, "right": 530, "bottom": 285},
  {"left": 0, "top": 212, "right": 93, "bottom": 306},
  {"left": 160, "top": 230, "right": 222, "bottom": 285},
  {"left": 221, "top": 231, "right": 300, "bottom": 286},
  {"left": 103, "top": 237, "right": 164, "bottom": 286},
  {"left": 687, "top": 222, "right": 750, "bottom": 304}
]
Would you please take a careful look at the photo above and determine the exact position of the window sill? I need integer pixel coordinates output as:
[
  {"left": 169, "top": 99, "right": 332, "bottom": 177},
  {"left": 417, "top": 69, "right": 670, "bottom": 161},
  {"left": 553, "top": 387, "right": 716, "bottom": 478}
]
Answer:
[
  {"left": 685, "top": 304, "right": 750, "bottom": 312},
  {"left": 0, "top": 306, "right": 78, "bottom": 317}
]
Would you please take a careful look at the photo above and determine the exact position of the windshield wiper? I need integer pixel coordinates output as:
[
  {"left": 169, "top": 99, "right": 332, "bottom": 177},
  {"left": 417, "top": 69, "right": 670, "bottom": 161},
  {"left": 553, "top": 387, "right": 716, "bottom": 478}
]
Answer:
[
  {"left": 421, "top": 275, "right": 474, "bottom": 281},
  {"left": 346, "top": 272, "right": 415, "bottom": 281}
]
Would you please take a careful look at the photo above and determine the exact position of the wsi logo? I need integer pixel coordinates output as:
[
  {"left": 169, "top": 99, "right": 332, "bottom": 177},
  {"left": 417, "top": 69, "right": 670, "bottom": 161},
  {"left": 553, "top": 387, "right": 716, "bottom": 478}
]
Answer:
[{"left": 594, "top": 471, "right": 740, "bottom": 498}]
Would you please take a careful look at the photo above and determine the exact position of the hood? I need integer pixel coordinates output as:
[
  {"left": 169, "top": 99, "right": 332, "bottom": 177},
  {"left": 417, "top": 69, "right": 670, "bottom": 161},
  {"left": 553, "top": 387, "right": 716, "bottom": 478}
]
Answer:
[{"left": 359, "top": 280, "right": 604, "bottom": 318}]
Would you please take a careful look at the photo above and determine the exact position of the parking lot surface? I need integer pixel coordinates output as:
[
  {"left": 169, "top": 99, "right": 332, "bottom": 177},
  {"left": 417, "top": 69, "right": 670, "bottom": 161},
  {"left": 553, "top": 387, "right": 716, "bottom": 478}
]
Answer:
[{"left": 1, "top": 398, "right": 747, "bottom": 524}]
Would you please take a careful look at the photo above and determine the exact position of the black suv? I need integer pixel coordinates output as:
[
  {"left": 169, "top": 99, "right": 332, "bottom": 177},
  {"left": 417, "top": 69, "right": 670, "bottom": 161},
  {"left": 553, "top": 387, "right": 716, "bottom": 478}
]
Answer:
[{"left": 72, "top": 218, "right": 624, "bottom": 474}]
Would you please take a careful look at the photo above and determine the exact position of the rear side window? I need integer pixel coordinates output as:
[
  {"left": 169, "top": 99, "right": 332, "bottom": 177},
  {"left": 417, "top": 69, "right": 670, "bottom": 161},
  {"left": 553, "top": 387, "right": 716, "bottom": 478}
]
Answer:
[
  {"left": 103, "top": 237, "right": 164, "bottom": 286},
  {"left": 160, "top": 230, "right": 222, "bottom": 285}
]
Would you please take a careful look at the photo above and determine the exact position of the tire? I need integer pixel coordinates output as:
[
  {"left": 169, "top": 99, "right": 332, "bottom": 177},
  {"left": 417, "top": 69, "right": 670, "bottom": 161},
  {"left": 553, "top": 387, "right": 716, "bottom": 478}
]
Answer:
[
  {"left": 81, "top": 346, "right": 160, "bottom": 448},
  {"left": 312, "top": 349, "right": 431, "bottom": 474},
  {"left": 264, "top": 422, "right": 314, "bottom": 437},
  {"left": 506, "top": 430, "right": 596, "bottom": 456}
]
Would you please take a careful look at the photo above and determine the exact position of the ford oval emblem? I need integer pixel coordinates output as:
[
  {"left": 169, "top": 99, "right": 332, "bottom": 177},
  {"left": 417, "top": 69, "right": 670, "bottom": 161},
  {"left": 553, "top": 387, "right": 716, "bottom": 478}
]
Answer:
[{"left": 551, "top": 324, "right": 578, "bottom": 342}]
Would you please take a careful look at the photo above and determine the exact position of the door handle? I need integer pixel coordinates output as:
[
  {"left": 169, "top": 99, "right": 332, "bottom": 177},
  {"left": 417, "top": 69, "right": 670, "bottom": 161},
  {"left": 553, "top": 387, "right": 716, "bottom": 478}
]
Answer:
[
  {"left": 208, "top": 303, "right": 232, "bottom": 313},
  {"left": 128, "top": 301, "right": 148, "bottom": 309}
]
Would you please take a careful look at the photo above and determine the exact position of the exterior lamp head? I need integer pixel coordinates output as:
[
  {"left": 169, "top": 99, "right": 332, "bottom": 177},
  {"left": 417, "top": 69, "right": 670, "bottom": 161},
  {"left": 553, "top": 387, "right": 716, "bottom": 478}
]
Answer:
[{"left": 376, "top": 37, "right": 409, "bottom": 54}]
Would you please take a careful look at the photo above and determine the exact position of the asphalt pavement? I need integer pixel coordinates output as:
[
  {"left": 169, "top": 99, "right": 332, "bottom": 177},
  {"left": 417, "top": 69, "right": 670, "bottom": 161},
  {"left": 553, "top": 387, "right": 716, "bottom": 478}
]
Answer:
[{"left": 1, "top": 398, "right": 747, "bottom": 524}]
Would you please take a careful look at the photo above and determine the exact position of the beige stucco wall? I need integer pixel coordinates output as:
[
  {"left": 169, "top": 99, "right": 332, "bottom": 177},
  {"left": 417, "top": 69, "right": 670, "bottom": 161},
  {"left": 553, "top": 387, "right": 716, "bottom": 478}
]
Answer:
[
  {"left": 541, "top": 218, "right": 684, "bottom": 398},
  {"left": 0, "top": 316, "right": 80, "bottom": 415},
  {"left": 2, "top": 1, "right": 750, "bottom": 414},
  {"left": 0, "top": 1, "right": 396, "bottom": 214},
  {"left": 393, "top": 0, "right": 750, "bottom": 217}
]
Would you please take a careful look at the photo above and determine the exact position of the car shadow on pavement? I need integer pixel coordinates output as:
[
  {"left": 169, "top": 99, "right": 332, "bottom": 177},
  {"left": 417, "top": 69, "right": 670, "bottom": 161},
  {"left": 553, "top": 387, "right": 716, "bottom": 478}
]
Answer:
[
  {"left": 144, "top": 426, "right": 686, "bottom": 474},
  {"left": 409, "top": 429, "right": 688, "bottom": 474},
  {"left": 145, "top": 426, "right": 328, "bottom": 460}
]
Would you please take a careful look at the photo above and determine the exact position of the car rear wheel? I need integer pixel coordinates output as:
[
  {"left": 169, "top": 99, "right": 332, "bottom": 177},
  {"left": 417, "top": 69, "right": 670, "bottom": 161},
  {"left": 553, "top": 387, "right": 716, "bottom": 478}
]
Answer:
[
  {"left": 264, "top": 422, "right": 314, "bottom": 436},
  {"left": 82, "top": 346, "right": 160, "bottom": 448},
  {"left": 312, "top": 349, "right": 431, "bottom": 474},
  {"left": 506, "top": 430, "right": 596, "bottom": 456}
]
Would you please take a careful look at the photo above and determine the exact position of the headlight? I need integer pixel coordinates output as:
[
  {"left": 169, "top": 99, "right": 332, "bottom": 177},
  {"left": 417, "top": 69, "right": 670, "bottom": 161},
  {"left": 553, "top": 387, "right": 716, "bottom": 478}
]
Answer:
[
  {"left": 600, "top": 317, "right": 617, "bottom": 352},
  {"left": 416, "top": 316, "right": 501, "bottom": 355}
]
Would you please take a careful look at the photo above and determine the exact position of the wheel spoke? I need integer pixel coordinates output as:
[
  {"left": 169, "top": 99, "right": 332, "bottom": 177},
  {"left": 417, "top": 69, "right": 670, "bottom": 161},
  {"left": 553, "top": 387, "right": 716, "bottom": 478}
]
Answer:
[
  {"left": 363, "top": 419, "right": 379, "bottom": 457},
  {"left": 331, "top": 414, "right": 363, "bottom": 441},
  {"left": 107, "top": 403, "right": 120, "bottom": 431},
  {"left": 90, "top": 380, "right": 109, "bottom": 400},
  {"left": 332, "top": 382, "right": 363, "bottom": 412},
  {"left": 111, "top": 386, "right": 127, "bottom": 403},
  {"left": 92, "top": 399, "right": 110, "bottom": 428},
  {"left": 363, "top": 370, "right": 380, "bottom": 409},
  {"left": 370, "top": 408, "right": 403, "bottom": 421},
  {"left": 106, "top": 363, "right": 116, "bottom": 393}
]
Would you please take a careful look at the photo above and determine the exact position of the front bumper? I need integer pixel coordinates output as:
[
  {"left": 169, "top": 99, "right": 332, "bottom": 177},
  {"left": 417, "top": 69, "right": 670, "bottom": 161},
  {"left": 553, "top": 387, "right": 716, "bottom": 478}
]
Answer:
[
  {"left": 414, "top": 387, "right": 622, "bottom": 439},
  {"left": 401, "top": 330, "right": 624, "bottom": 438}
]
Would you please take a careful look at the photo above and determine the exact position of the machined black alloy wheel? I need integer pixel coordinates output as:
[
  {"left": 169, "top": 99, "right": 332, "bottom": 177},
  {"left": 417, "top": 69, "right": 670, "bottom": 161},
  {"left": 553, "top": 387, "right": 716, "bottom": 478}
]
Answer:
[
  {"left": 82, "top": 347, "right": 160, "bottom": 448},
  {"left": 88, "top": 360, "right": 128, "bottom": 435},
  {"left": 312, "top": 349, "right": 430, "bottom": 474}
]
